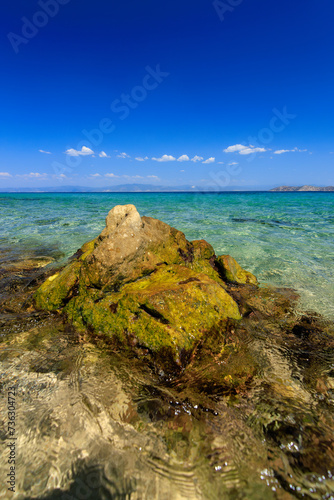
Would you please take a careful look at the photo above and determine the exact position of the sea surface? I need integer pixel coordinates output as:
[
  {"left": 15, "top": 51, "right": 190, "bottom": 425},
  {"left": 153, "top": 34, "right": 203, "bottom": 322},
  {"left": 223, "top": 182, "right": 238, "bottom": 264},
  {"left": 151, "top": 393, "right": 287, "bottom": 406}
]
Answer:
[
  {"left": 1, "top": 191, "right": 333, "bottom": 319},
  {"left": 1, "top": 191, "right": 334, "bottom": 499}
]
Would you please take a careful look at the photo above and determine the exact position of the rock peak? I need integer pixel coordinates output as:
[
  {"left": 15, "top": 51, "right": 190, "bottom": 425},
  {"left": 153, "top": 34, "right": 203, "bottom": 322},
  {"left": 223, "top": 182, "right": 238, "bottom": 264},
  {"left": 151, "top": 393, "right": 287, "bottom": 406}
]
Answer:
[{"left": 99, "top": 204, "right": 141, "bottom": 239}]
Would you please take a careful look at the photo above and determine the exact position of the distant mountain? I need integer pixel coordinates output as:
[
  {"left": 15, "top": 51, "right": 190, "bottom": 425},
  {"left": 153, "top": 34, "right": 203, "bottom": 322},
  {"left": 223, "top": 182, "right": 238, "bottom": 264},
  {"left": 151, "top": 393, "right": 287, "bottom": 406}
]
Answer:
[
  {"left": 0, "top": 184, "right": 194, "bottom": 193},
  {"left": 0, "top": 184, "right": 182, "bottom": 193},
  {"left": 270, "top": 185, "right": 334, "bottom": 192},
  {"left": 0, "top": 184, "right": 269, "bottom": 193}
]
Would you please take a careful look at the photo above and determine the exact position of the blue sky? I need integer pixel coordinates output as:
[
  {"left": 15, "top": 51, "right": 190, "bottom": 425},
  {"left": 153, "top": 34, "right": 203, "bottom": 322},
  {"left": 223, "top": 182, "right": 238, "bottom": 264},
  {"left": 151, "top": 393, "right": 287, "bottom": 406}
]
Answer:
[{"left": 1, "top": 0, "right": 334, "bottom": 189}]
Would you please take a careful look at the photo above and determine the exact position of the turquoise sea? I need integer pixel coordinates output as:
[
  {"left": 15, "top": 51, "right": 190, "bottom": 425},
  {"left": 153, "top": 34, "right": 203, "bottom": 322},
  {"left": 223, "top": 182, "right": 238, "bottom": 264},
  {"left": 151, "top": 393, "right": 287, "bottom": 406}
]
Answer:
[
  {"left": 1, "top": 191, "right": 334, "bottom": 319},
  {"left": 1, "top": 191, "right": 334, "bottom": 499}
]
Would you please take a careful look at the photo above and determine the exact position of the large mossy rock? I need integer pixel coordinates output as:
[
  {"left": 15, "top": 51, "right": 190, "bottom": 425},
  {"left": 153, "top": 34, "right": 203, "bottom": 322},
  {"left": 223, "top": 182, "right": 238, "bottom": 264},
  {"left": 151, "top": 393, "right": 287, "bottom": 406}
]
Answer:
[
  {"left": 65, "top": 265, "right": 240, "bottom": 361},
  {"left": 34, "top": 205, "right": 259, "bottom": 368}
]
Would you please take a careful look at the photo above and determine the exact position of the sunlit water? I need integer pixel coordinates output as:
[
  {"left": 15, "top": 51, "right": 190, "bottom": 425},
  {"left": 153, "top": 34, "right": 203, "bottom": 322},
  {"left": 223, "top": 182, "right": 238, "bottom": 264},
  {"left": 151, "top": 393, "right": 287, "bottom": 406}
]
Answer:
[
  {"left": 0, "top": 192, "right": 334, "bottom": 499},
  {"left": 1, "top": 192, "right": 333, "bottom": 319},
  {"left": 1, "top": 313, "right": 333, "bottom": 499}
]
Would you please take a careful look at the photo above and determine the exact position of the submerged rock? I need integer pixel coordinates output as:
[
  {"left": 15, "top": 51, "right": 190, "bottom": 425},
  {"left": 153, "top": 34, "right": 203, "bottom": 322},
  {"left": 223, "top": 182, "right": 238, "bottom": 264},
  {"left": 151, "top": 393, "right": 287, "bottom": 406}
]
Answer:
[
  {"left": 3, "top": 208, "right": 334, "bottom": 499},
  {"left": 34, "top": 205, "right": 253, "bottom": 368},
  {"left": 1, "top": 255, "right": 54, "bottom": 271}
]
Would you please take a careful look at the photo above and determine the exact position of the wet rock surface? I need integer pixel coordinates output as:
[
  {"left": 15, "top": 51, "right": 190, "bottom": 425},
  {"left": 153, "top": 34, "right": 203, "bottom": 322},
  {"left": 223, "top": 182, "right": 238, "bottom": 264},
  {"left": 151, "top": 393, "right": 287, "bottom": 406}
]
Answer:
[
  {"left": 0, "top": 207, "right": 334, "bottom": 499},
  {"left": 34, "top": 205, "right": 243, "bottom": 370},
  {"left": 216, "top": 254, "right": 258, "bottom": 285}
]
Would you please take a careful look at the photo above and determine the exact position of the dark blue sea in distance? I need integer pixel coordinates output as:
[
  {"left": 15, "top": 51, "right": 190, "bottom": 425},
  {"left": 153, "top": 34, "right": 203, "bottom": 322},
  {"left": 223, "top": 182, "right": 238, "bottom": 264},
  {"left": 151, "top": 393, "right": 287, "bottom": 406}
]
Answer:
[{"left": 1, "top": 191, "right": 333, "bottom": 319}]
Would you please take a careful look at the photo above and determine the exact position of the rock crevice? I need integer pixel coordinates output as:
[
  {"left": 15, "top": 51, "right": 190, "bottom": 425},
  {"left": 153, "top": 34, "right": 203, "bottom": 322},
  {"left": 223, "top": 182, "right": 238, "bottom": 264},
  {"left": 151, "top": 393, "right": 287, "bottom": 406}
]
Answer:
[{"left": 34, "top": 204, "right": 258, "bottom": 369}]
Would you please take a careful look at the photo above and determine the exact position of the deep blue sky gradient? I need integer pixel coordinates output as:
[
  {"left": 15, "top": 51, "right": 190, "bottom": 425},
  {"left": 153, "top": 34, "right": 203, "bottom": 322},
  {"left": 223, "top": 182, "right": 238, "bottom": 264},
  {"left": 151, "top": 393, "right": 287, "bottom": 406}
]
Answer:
[{"left": 1, "top": 0, "right": 334, "bottom": 189}]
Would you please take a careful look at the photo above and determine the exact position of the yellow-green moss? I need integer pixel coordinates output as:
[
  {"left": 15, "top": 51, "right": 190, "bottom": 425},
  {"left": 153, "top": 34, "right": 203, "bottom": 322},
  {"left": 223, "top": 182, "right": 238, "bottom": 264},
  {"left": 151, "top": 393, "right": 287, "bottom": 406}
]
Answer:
[
  {"left": 191, "top": 240, "right": 215, "bottom": 260},
  {"left": 216, "top": 255, "right": 258, "bottom": 285},
  {"left": 64, "top": 265, "right": 240, "bottom": 360},
  {"left": 33, "top": 238, "right": 97, "bottom": 311},
  {"left": 33, "top": 216, "right": 248, "bottom": 364},
  {"left": 34, "top": 261, "right": 81, "bottom": 311},
  {"left": 79, "top": 238, "right": 97, "bottom": 260}
]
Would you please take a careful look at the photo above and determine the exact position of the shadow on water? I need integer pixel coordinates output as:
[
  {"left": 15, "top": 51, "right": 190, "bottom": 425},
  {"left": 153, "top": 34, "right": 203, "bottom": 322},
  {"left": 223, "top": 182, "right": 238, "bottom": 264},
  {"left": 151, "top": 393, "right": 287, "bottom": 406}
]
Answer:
[
  {"left": 231, "top": 217, "right": 297, "bottom": 229},
  {"left": 25, "top": 462, "right": 137, "bottom": 500}
]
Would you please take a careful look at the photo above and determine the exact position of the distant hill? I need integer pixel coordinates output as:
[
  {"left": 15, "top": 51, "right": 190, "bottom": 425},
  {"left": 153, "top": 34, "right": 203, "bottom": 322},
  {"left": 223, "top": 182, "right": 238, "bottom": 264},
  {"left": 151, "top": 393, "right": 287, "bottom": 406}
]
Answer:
[
  {"left": 0, "top": 184, "right": 269, "bottom": 193},
  {"left": 0, "top": 184, "right": 187, "bottom": 193},
  {"left": 270, "top": 185, "right": 334, "bottom": 192}
]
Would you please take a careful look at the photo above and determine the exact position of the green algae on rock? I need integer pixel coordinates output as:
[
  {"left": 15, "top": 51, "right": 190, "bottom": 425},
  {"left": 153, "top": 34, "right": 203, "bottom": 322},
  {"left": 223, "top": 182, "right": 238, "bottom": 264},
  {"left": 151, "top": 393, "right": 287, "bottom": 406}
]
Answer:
[
  {"left": 33, "top": 205, "right": 261, "bottom": 366},
  {"left": 3, "top": 241, "right": 334, "bottom": 499},
  {"left": 66, "top": 264, "right": 241, "bottom": 363},
  {"left": 216, "top": 254, "right": 258, "bottom": 285}
]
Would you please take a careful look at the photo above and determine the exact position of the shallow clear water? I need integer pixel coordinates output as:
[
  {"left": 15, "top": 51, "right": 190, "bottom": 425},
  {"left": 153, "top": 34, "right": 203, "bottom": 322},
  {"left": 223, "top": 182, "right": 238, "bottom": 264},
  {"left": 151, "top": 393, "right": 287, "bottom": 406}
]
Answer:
[
  {"left": 0, "top": 192, "right": 334, "bottom": 499},
  {"left": 1, "top": 192, "right": 333, "bottom": 319},
  {"left": 0, "top": 292, "right": 333, "bottom": 499}
]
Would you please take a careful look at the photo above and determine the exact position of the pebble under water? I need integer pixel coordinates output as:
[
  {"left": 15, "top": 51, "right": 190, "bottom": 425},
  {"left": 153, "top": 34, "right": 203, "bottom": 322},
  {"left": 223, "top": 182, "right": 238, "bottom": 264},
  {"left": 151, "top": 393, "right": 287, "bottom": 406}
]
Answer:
[{"left": 0, "top": 192, "right": 333, "bottom": 499}]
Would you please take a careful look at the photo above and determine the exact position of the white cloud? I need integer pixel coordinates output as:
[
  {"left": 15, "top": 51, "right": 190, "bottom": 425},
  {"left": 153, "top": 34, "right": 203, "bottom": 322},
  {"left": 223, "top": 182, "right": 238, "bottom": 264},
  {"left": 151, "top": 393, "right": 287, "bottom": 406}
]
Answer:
[
  {"left": 224, "top": 144, "right": 267, "bottom": 155},
  {"left": 51, "top": 173, "right": 68, "bottom": 180},
  {"left": 224, "top": 144, "right": 248, "bottom": 153},
  {"left": 180, "top": 169, "right": 185, "bottom": 172},
  {"left": 90, "top": 173, "right": 101, "bottom": 177},
  {"left": 65, "top": 146, "right": 94, "bottom": 156},
  {"left": 191, "top": 155, "right": 203, "bottom": 162},
  {"left": 29, "top": 172, "right": 46, "bottom": 177},
  {"left": 39, "top": 149, "right": 52, "bottom": 154},
  {"left": 135, "top": 156, "right": 149, "bottom": 161},
  {"left": 105, "top": 173, "right": 119, "bottom": 178},
  {"left": 177, "top": 155, "right": 190, "bottom": 162},
  {"left": 99, "top": 151, "right": 110, "bottom": 158},
  {"left": 239, "top": 147, "right": 266, "bottom": 155},
  {"left": 202, "top": 157, "right": 215, "bottom": 164},
  {"left": 117, "top": 152, "right": 130, "bottom": 158},
  {"left": 147, "top": 175, "right": 159, "bottom": 179},
  {"left": 274, "top": 149, "right": 290, "bottom": 155},
  {"left": 152, "top": 155, "right": 176, "bottom": 162},
  {"left": 217, "top": 161, "right": 224, "bottom": 164},
  {"left": 0, "top": 172, "right": 12, "bottom": 177},
  {"left": 228, "top": 162, "right": 239, "bottom": 166},
  {"left": 274, "top": 147, "right": 307, "bottom": 155}
]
